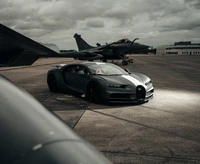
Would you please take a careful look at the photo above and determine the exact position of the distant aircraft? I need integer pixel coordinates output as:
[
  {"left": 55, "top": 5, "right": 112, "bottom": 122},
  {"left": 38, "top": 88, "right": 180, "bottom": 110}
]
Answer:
[{"left": 73, "top": 33, "right": 150, "bottom": 65}]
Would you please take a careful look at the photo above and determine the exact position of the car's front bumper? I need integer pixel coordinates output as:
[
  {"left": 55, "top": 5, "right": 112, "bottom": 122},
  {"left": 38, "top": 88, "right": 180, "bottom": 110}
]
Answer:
[{"left": 102, "top": 86, "right": 154, "bottom": 103}]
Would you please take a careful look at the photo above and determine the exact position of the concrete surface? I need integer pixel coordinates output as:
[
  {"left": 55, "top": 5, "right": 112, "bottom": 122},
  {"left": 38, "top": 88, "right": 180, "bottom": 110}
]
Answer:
[{"left": 1, "top": 55, "right": 200, "bottom": 163}]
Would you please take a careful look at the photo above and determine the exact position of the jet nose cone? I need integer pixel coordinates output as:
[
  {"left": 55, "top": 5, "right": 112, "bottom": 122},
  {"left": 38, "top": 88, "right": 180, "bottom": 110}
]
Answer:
[
  {"left": 130, "top": 43, "right": 150, "bottom": 54},
  {"left": 141, "top": 44, "right": 150, "bottom": 48},
  {"left": 132, "top": 43, "right": 149, "bottom": 50},
  {"left": 145, "top": 45, "right": 150, "bottom": 49},
  {"left": 141, "top": 44, "right": 150, "bottom": 49}
]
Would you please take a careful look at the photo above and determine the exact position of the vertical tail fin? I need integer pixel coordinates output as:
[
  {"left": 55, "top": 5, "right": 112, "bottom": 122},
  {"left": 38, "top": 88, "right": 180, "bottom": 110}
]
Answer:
[{"left": 74, "top": 33, "right": 95, "bottom": 51}]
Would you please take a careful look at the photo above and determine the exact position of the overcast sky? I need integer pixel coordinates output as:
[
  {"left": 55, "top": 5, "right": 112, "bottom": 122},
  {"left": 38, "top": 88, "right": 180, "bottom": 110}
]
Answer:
[{"left": 1, "top": 0, "right": 200, "bottom": 50}]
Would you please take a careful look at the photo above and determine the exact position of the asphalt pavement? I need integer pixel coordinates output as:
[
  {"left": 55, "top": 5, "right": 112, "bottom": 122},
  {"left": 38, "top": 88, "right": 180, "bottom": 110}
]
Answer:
[{"left": 1, "top": 55, "right": 200, "bottom": 164}]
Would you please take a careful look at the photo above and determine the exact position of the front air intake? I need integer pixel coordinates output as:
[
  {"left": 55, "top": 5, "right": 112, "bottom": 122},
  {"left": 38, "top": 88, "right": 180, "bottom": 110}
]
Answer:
[{"left": 136, "top": 86, "right": 146, "bottom": 100}]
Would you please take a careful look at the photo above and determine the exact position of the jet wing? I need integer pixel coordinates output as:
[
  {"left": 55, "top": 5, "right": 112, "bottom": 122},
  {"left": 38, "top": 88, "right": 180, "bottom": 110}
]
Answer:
[{"left": 0, "top": 24, "right": 63, "bottom": 66}]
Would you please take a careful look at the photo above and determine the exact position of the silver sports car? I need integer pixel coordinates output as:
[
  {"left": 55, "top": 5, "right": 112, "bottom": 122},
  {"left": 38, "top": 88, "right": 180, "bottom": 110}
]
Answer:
[{"left": 47, "top": 62, "right": 154, "bottom": 103}]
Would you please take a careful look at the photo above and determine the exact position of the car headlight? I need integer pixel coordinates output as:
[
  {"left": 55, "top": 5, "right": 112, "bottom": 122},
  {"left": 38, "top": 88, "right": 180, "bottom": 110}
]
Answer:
[
  {"left": 145, "top": 80, "right": 152, "bottom": 86},
  {"left": 108, "top": 84, "right": 127, "bottom": 88}
]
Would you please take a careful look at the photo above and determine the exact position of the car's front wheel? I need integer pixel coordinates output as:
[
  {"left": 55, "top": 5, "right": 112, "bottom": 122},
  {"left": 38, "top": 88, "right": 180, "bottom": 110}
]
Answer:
[
  {"left": 86, "top": 83, "right": 102, "bottom": 104},
  {"left": 47, "top": 75, "right": 59, "bottom": 93}
]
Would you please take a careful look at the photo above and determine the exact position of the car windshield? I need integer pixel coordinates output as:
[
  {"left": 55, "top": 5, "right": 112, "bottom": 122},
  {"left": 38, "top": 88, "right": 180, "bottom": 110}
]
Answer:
[{"left": 88, "top": 63, "right": 128, "bottom": 75}]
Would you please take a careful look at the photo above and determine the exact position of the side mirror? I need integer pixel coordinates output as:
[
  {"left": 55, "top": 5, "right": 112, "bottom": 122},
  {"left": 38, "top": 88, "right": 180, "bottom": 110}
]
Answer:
[{"left": 124, "top": 68, "right": 131, "bottom": 74}]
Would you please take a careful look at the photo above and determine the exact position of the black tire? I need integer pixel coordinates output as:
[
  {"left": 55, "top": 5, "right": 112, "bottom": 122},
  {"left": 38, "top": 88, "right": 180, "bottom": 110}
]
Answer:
[
  {"left": 122, "top": 60, "right": 128, "bottom": 65},
  {"left": 103, "top": 59, "right": 107, "bottom": 62},
  {"left": 47, "top": 75, "right": 59, "bottom": 93},
  {"left": 86, "top": 83, "right": 102, "bottom": 104}
]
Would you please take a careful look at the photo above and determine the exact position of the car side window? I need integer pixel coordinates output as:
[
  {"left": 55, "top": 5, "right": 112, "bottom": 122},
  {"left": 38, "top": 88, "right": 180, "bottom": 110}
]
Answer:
[
  {"left": 64, "top": 66, "right": 77, "bottom": 74},
  {"left": 76, "top": 66, "right": 89, "bottom": 75},
  {"left": 64, "top": 65, "right": 89, "bottom": 75},
  {"left": 70, "top": 66, "right": 77, "bottom": 73},
  {"left": 77, "top": 69, "right": 84, "bottom": 74}
]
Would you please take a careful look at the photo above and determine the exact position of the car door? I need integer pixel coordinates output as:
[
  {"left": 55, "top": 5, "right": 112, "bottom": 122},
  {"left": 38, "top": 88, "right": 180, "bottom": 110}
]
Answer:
[
  {"left": 72, "top": 65, "right": 90, "bottom": 93},
  {"left": 63, "top": 65, "right": 90, "bottom": 93},
  {"left": 63, "top": 65, "right": 79, "bottom": 92}
]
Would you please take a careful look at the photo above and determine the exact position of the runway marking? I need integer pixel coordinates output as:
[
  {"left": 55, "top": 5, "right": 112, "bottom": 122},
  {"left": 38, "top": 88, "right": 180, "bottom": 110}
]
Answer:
[{"left": 154, "top": 81, "right": 200, "bottom": 87}]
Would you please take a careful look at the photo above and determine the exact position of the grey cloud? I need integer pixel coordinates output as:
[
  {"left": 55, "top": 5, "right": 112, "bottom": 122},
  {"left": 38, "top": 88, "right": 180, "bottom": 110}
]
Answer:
[
  {"left": 147, "top": 1, "right": 187, "bottom": 21},
  {"left": 161, "top": 20, "right": 200, "bottom": 32},
  {"left": 86, "top": 19, "right": 104, "bottom": 28},
  {"left": 1, "top": 0, "right": 77, "bottom": 37},
  {"left": 66, "top": 0, "right": 107, "bottom": 20},
  {"left": 103, "top": 7, "right": 129, "bottom": 19},
  {"left": 1, "top": 0, "right": 200, "bottom": 49},
  {"left": 14, "top": 17, "right": 76, "bottom": 38},
  {"left": 184, "top": 0, "right": 200, "bottom": 9},
  {"left": 21, "top": 28, "right": 52, "bottom": 38},
  {"left": 15, "top": 22, "right": 42, "bottom": 30}
]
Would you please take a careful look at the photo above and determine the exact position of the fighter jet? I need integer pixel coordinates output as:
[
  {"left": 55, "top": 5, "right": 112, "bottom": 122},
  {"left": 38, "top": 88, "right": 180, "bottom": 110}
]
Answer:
[{"left": 73, "top": 33, "right": 150, "bottom": 65}]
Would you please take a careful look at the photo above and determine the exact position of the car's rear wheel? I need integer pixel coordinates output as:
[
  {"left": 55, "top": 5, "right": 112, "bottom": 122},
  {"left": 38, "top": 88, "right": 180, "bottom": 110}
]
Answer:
[
  {"left": 47, "top": 75, "right": 59, "bottom": 93},
  {"left": 87, "top": 83, "right": 102, "bottom": 104}
]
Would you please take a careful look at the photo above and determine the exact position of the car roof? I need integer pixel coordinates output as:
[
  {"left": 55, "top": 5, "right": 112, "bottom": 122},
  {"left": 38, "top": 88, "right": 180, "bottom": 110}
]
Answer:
[
  {"left": 81, "top": 62, "right": 107, "bottom": 66},
  {"left": 59, "top": 62, "right": 113, "bottom": 69}
]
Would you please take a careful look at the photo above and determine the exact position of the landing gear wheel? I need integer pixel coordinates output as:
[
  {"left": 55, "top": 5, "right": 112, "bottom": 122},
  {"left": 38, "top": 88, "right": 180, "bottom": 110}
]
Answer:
[
  {"left": 103, "top": 59, "right": 107, "bottom": 62},
  {"left": 87, "top": 83, "right": 102, "bottom": 104},
  {"left": 122, "top": 60, "right": 128, "bottom": 65},
  {"left": 47, "top": 75, "right": 59, "bottom": 93}
]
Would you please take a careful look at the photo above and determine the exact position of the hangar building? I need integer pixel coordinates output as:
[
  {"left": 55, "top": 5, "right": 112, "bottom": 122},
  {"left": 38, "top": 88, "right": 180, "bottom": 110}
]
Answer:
[{"left": 156, "top": 41, "right": 200, "bottom": 55}]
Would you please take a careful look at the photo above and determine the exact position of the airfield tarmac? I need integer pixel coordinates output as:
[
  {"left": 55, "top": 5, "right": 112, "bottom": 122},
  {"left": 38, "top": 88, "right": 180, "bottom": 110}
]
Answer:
[{"left": 1, "top": 55, "right": 200, "bottom": 164}]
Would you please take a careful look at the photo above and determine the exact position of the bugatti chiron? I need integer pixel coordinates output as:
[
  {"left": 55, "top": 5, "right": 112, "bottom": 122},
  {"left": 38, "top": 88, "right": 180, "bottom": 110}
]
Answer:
[{"left": 47, "top": 62, "right": 154, "bottom": 103}]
